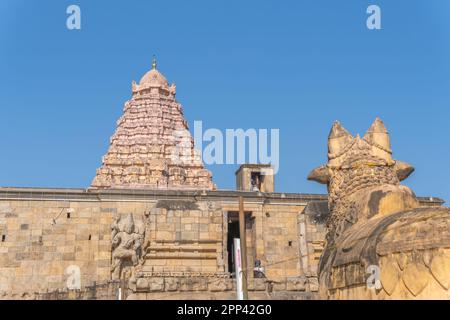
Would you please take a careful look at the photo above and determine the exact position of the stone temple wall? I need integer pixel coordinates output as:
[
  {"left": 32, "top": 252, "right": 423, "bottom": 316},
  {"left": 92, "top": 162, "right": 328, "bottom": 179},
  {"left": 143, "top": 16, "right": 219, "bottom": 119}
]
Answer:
[
  {"left": 0, "top": 188, "right": 442, "bottom": 300},
  {"left": 0, "top": 198, "right": 117, "bottom": 295}
]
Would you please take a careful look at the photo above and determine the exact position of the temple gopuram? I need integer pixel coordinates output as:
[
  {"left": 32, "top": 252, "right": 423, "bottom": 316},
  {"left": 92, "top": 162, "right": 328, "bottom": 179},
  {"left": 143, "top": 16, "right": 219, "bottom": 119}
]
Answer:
[
  {"left": 92, "top": 59, "right": 214, "bottom": 191},
  {"left": 0, "top": 61, "right": 445, "bottom": 300}
]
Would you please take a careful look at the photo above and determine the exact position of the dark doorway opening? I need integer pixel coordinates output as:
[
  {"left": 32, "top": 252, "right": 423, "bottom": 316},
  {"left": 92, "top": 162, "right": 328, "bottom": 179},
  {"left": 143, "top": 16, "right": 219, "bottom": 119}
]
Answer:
[{"left": 227, "top": 220, "right": 240, "bottom": 274}]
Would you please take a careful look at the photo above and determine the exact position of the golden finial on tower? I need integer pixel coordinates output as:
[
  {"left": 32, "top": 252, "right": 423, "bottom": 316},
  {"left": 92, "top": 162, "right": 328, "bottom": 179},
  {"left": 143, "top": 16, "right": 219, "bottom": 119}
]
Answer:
[{"left": 152, "top": 56, "right": 157, "bottom": 70}]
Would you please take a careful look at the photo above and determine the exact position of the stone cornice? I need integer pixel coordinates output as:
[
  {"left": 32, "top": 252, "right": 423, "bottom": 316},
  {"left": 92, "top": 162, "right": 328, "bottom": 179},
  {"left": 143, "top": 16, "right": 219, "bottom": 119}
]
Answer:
[{"left": 0, "top": 187, "right": 444, "bottom": 206}]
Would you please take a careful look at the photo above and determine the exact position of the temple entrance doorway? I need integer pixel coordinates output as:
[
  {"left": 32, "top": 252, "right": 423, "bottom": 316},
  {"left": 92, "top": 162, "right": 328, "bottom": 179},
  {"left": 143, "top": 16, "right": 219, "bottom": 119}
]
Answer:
[
  {"left": 226, "top": 211, "right": 255, "bottom": 276},
  {"left": 227, "top": 220, "right": 240, "bottom": 274}
]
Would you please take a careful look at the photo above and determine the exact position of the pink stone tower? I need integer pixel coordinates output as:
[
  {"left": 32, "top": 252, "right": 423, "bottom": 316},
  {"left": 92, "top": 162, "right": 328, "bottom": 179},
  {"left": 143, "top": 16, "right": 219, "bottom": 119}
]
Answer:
[{"left": 91, "top": 58, "right": 215, "bottom": 190}]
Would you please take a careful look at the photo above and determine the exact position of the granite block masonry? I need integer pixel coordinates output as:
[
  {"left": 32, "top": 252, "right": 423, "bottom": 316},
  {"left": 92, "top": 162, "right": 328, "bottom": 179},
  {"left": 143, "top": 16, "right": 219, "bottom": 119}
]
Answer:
[{"left": 0, "top": 61, "right": 445, "bottom": 300}]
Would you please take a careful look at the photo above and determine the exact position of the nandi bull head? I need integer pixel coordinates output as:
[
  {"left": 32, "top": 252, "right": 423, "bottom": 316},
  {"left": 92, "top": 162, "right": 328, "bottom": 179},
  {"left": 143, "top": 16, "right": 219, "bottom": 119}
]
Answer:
[{"left": 308, "top": 118, "right": 419, "bottom": 242}]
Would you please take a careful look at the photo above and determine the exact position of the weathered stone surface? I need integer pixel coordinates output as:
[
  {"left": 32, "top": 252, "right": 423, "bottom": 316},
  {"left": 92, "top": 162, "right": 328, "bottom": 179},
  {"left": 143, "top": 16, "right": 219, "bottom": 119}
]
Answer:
[
  {"left": 309, "top": 118, "right": 450, "bottom": 300},
  {"left": 179, "top": 278, "right": 208, "bottom": 292},
  {"left": 402, "top": 263, "right": 429, "bottom": 297},
  {"left": 380, "top": 258, "right": 401, "bottom": 296},
  {"left": 136, "top": 278, "right": 148, "bottom": 290},
  {"left": 307, "top": 277, "right": 319, "bottom": 292},
  {"left": 286, "top": 277, "right": 306, "bottom": 291},
  {"left": 430, "top": 254, "right": 450, "bottom": 290},
  {"left": 209, "top": 279, "right": 233, "bottom": 292},
  {"left": 164, "top": 278, "right": 179, "bottom": 291},
  {"left": 149, "top": 278, "right": 164, "bottom": 292}
]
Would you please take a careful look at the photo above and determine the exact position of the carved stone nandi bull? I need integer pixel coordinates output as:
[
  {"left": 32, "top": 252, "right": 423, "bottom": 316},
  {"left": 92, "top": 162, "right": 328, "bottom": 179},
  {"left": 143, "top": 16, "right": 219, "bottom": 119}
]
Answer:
[{"left": 308, "top": 118, "right": 450, "bottom": 299}]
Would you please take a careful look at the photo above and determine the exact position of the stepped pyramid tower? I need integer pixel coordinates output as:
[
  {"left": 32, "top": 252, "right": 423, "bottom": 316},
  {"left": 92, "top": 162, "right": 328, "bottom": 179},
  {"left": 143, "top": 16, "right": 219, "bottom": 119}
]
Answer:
[{"left": 91, "top": 58, "right": 215, "bottom": 190}]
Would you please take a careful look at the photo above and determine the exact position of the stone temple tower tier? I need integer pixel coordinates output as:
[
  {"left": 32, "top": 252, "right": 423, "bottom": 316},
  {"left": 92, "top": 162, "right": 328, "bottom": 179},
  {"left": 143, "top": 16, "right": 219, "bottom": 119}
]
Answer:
[{"left": 91, "top": 59, "right": 215, "bottom": 190}]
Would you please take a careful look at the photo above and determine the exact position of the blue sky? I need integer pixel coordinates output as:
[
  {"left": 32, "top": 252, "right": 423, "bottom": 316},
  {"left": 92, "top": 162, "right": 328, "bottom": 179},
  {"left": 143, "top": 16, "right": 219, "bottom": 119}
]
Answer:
[{"left": 0, "top": 1, "right": 449, "bottom": 202}]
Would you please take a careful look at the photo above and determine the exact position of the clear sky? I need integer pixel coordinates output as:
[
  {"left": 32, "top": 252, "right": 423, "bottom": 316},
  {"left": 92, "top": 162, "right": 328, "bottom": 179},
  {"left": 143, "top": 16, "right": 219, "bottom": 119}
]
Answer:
[{"left": 0, "top": 1, "right": 449, "bottom": 202}]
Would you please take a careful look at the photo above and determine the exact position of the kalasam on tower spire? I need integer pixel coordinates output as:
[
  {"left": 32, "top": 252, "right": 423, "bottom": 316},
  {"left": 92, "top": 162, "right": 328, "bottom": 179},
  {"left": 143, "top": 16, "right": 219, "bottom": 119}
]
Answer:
[{"left": 152, "top": 55, "right": 157, "bottom": 70}]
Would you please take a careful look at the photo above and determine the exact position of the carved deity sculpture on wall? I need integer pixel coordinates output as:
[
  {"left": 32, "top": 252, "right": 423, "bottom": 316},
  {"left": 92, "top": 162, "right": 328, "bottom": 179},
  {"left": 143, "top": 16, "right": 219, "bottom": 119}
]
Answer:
[{"left": 111, "top": 213, "right": 145, "bottom": 280}]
